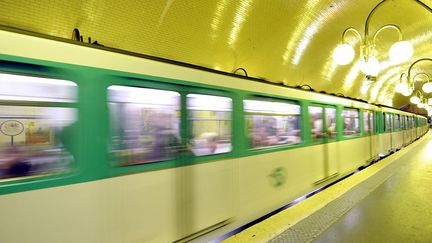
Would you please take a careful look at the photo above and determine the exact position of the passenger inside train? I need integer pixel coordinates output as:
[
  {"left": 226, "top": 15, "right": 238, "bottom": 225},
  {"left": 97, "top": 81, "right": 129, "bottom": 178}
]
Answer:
[{"left": 0, "top": 74, "right": 76, "bottom": 179}]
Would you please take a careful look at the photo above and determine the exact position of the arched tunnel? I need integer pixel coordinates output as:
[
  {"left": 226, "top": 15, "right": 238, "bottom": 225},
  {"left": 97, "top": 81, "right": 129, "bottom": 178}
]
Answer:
[{"left": 1, "top": 1, "right": 432, "bottom": 242}]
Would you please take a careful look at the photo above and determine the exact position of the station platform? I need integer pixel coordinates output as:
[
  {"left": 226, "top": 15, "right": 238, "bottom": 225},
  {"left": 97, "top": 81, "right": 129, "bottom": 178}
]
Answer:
[{"left": 223, "top": 131, "right": 432, "bottom": 243}]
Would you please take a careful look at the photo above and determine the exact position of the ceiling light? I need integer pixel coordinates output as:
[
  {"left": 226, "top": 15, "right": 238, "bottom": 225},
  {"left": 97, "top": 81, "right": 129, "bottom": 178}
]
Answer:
[
  {"left": 333, "top": 44, "right": 355, "bottom": 65},
  {"left": 335, "top": 1, "right": 419, "bottom": 77},
  {"left": 411, "top": 96, "right": 420, "bottom": 104},
  {"left": 422, "top": 82, "right": 432, "bottom": 93},
  {"left": 360, "top": 57, "right": 380, "bottom": 76},
  {"left": 389, "top": 41, "right": 414, "bottom": 63}
]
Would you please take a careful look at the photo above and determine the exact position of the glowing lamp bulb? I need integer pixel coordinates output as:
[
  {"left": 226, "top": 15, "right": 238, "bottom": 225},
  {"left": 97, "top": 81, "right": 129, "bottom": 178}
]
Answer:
[
  {"left": 428, "top": 98, "right": 432, "bottom": 105},
  {"left": 395, "top": 83, "right": 403, "bottom": 93},
  {"left": 360, "top": 57, "right": 380, "bottom": 76},
  {"left": 400, "top": 83, "right": 411, "bottom": 96},
  {"left": 422, "top": 82, "right": 432, "bottom": 93},
  {"left": 333, "top": 44, "right": 355, "bottom": 65},
  {"left": 410, "top": 96, "right": 420, "bottom": 104},
  {"left": 402, "top": 88, "right": 412, "bottom": 97},
  {"left": 389, "top": 41, "right": 414, "bottom": 63},
  {"left": 417, "top": 103, "right": 424, "bottom": 108}
]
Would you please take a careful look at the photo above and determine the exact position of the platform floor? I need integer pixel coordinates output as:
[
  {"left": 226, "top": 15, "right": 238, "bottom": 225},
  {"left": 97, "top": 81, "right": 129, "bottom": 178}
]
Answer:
[
  {"left": 311, "top": 133, "right": 432, "bottom": 243},
  {"left": 225, "top": 132, "right": 432, "bottom": 243}
]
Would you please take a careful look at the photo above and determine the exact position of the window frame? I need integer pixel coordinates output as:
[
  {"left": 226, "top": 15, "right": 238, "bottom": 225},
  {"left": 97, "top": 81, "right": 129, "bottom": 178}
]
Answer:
[
  {"left": 0, "top": 69, "right": 79, "bottom": 186},
  {"left": 384, "top": 112, "right": 393, "bottom": 133},
  {"left": 394, "top": 114, "right": 401, "bottom": 131},
  {"left": 362, "top": 110, "right": 375, "bottom": 135},
  {"left": 308, "top": 103, "right": 338, "bottom": 143},
  {"left": 186, "top": 93, "right": 234, "bottom": 158},
  {"left": 243, "top": 95, "right": 303, "bottom": 151},
  {"left": 105, "top": 77, "right": 237, "bottom": 175},
  {"left": 107, "top": 84, "right": 182, "bottom": 166},
  {"left": 342, "top": 107, "right": 360, "bottom": 137}
]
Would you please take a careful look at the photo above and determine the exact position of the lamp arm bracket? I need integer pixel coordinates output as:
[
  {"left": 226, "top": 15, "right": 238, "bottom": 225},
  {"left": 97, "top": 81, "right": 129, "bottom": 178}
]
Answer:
[
  {"left": 400, "top": 73, "right": 408, "bottom": 84},
  {"left": 365, "top": 0, "right": 388, "bottom": 42},
  {"left": 415, "top": 0, "right": 432, "bottom": 14},
  {"left": 408, "top": 58, "right": 432, "bottom": 81},
  {"left": 342, "top": 27, "right": 363, "bottom": 44},
  {"left": 372, "top": 24, "right": 403, "bottom": 45},
  {"left": 413, "top": 72, "right": 431, "bottom": 83},
  {"left": 364, "top": 0, "right": 432, "bottom": 40}
]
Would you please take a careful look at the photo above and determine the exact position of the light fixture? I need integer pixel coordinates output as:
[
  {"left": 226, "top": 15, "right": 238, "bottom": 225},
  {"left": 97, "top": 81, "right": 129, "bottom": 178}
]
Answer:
[
  {"left": 333, "top": 44, "right": 355, "bottom": 65},
  {"left": 409, "top": 72, "right": 432, "bottom": 93},
  {"left": 410, "top": 90, "right": 422, "bottom": 105},
  {"left": 397, "top": 59, "right": 432, "bottom": 111},
  {"left": 389, "top": 41, "right": 414, "bottom": 63},
  {"left": 411, "top": 96, "right": 421, "bottom": 104},
  {"left": 396, "top": 73, "right": 413, "bottom": 96},
  {"left": 334, "top": 0, "right": 415, "bottom": 76},
  {"left": 360, "top": 56, "right": 380, "bottom": 76},
  {"left": 399, "top": 59, "right": 432, "bottom": 109},
  {"left": 422, "top": 82, "right": 432, "bottom": 93}
]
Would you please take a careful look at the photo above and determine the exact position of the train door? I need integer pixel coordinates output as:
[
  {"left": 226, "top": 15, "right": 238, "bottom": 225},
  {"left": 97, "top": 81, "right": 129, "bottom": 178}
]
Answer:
[
  {"left": 107, "top": 84, "right": 233, "bottom": 242},
  {"left": 401, "top": 116, "right": 405, "bottom": 145},
  {"left": 309, "top": 105, "right": 338, "bottom": 183},
  {"left": 364, "top": 110, "right": 377, "bottom": 160},
  {"left": 410, "top": 116, "right": 417, "bottom": 141},
  {"left": 389, "top": 113, "right": 394, "bottom": 150},
  {"left": 408, "top": 116, "right": 413, "bottom": 142},
  {"left": 384, "top": 113, "right": 393, "bottom": 152},
  {"left": 177, "top": 92, "right": 234, "bottom": 241}
]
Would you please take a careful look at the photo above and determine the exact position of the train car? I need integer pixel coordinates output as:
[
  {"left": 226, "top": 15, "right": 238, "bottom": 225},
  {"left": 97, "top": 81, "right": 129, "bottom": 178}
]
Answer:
[{"left": 0, "top": 29, "right": 429, "bottom": 243}]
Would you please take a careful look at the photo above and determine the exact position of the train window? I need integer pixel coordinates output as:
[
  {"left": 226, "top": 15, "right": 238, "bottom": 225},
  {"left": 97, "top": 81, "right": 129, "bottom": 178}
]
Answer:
[
  {"left": 244, "top": 99, "right": 301, "bottom": 148},
  {"left": 401, "top": 116, "right": 405, "bottom": 130},
  {"left": 308, "top": 106, "right": 336, "bottom": 140},
  {"left": 394, "top": 115, "right": 400, "bottom": 131},
  {"left": 363, "top": 111, "right": 374, "bottom": 134},
  {"left": 187, "top": 94, "right": 232, "bottom": 156},
  {"left": 363, "top": 112, "right": 369, "bottom": 134},
  {"left": 384, "top": 113, "right": 392, "bottom": 132},
  {"left": 108, "top": 86, "right": 180, "bottom": 165},
  {"left": 0, "top": 73, "right": 77, "bottom": 180},
  {"left": 325, "top": 107, "right": 337, "bottom": 139},
  {"left": 342, "top": 108, "right": 359, "bottom": 136},
  {"left": 308, "top": 106, "right": 323, "bottom": 140}
]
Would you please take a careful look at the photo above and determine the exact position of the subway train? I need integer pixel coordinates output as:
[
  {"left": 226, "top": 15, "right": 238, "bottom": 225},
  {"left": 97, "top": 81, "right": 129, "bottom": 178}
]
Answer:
[{"left": 0, "top": 28, "right": 429, "bottom": 243}]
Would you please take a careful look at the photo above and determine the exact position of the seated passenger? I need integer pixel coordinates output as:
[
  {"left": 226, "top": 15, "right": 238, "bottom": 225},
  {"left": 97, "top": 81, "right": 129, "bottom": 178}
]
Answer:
[
  {"left": 149, "top": 127, "right": 179, "bottom": 161},
  {"left": 311, "top": 118, "right": 323, "bottom": 139},
  {"left": 192, "top": 132, "right": 218, "bottom": 156},
  {"left": 2, "top": 146, "right": 32, "bottom": 178}
]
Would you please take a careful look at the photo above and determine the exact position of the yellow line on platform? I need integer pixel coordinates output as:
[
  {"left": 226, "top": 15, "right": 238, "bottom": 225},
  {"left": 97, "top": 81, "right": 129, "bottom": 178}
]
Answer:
[{"left": 223, "top": 132, "right": 431, "bottom": 243}]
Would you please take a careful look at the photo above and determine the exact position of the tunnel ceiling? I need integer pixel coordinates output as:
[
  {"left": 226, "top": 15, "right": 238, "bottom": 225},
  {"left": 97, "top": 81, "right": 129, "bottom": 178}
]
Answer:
[{"left": 2, "top": 0, "right": 432, "bottom": 109}]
